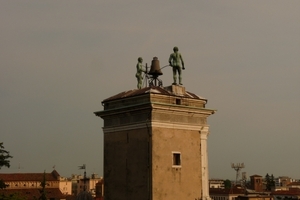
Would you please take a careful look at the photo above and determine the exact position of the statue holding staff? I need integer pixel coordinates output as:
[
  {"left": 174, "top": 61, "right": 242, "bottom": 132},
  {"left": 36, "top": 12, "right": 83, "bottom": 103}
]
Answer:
[{"left": 168, "top": 46, "right": 185, "bottom": 85}]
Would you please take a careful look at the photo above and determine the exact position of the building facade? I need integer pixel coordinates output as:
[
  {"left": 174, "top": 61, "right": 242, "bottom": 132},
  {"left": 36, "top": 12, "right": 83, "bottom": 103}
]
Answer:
[
  {"left": 95, "top": 84, "right": 215, "bottom": 200},
  {"left": 250, "top": 175, "right": 263, "bottom": 192},
  {"left": 210, "top": 179, "right": 225, "bottom": 189},
  {"left": 272, "top": 188, "right": 300, "bottom": 200},
  {"left": 275, "top": 176, "right": 293, "bottom": 189},
  {"left": 59, "top": 176, "right": 72, "bottom": 196},
  {"left": 210, "top": 187, "right": 246, "bottom": 200},
  {"left": 0, "top": 170, "right": 70, "bottom": 199},
  {"left": 76, "top": 174, "right": 103, "bottom": 197}
]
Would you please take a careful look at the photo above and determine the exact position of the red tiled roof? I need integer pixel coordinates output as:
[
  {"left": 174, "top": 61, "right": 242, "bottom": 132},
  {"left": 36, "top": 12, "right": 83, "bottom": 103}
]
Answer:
[
  {"left": 210, "top": 188, "right": 246, "bottom": 195},
  {"left": 288, "top": 182, "right": 300, "bottom": 186},
  {"left": 0, "top": 170, "right": 60, "bottom": 181},
  {"left": 0, "top": 188, "right": 66, "bottom": 199},
  {"left": 272, "top": 188, "right": 300, "bottom": 195},
  {"left": 102, "top": 85, "right": 206, "bottom": 103},
  {"left": 250, "top": 174, "right": 262, "bottom": 177}
]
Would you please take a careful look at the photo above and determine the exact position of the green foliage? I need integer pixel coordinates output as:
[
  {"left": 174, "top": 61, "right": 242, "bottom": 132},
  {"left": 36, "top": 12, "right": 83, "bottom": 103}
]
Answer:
[
  {"left": 0, "top": 143, "right": 26, "bottom": 199},
  {"left": 265, "top": 173, "right": 275, "bottom": 191},
  {"left": 0, "top": 181, "right": 8, "bottom": 190},
  {"left": 0, "top": 142, "right": 13, "bottom": 190},
  {"left": 0, "top": 142, "right": 12, "bottom": 169},
  {"left": 224, "top": 179, "right": 232, "bottom": 189},
  {"left": 38, "top": 171, "right": 47, "bottom": 200},
  {"left": 0, "top": 193, "right": 27, "bottom": 200}
]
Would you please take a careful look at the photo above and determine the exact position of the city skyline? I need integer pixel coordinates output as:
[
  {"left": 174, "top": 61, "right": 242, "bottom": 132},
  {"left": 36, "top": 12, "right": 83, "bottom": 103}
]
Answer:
[{"left": 1, "top": 1, "right": 299, "bottom": 179}]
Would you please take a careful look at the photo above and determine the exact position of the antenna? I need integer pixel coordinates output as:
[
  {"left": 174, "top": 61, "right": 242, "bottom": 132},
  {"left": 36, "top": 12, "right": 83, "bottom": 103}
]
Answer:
[
  {"left": 78, "top": 164, "right": 87, "bottom": 191},
  {"left": 231, "top": 163, "right": 245, "bottom": 185},
  {"left": 242, "top": 172, "right": 247, "bottom": 180},
  {"left": 242, "top": 172, "right": 247, "bottom": 188}
]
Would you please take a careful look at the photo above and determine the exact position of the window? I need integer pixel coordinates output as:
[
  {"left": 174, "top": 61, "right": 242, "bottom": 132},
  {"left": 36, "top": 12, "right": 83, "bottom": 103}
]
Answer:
[
  {"left": 176, "top": 98, "right": 181, "bottom": 105},
  {"left": 172, "top": 152, "right": 181, "bottom": 166}
]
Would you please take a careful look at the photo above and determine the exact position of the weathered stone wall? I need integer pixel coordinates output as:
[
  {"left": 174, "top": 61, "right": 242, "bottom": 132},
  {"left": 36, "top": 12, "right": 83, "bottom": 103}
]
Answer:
[
  {"left": 152, "top": 127, "right": 202, "bottom": 200},
  {"left": 96, "top": 85, "right": 215, "bottom": 200},
  {"left": 104, "top": 128, "right": 150, "bottom": 200}
]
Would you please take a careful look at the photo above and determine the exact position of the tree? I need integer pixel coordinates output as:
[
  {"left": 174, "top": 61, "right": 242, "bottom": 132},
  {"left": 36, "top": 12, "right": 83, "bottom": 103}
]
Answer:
[
  {"left": 265, "top": 173, "right": 270, "bottom": 190},
  {"left": 0, "top": 193, "right": 27, "bottom": 200},
  {"left": 0, "top": 143, "right": 12, "bottom": 170},
  {"left": 270, "top": 174, "right": 275, "bottom": 189},
  {"left": 38, "top": 171, "right": 47, "bottom": 200},
  {"left": 224, "top": 179, "right": 232, "bottom": 189},
  {"left": 0, "top": 143, "right": 26, "bottom": 200},
  {"left": 0, "top": 143, "right": 13, "bottom": 190},
  {"left": 265, "top": 173, "right": 275, "bottom": 191}
]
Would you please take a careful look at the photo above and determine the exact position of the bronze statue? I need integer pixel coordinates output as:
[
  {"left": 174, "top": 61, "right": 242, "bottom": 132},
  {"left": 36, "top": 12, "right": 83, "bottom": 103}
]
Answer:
[
  {"left": 168, "top": 46, "right": 185, "bottom": 85},
  {"left": 135, "top": 57, "right": 145, "bottom": 89}
]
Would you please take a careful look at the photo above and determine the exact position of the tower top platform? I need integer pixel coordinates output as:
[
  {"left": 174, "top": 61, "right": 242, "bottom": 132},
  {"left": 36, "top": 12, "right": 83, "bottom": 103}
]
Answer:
[
  {"left": 102, "top": 85, "right": 207, "bottom": 103},
  {"left": 95, "top": 85, "right": 216, "bottom": 118}
]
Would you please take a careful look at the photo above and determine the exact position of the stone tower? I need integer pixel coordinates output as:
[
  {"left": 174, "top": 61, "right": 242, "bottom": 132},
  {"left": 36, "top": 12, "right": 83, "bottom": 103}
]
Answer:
[
  {"left": 94, "top": 84, "right": 215, "bottom": 200},
  {"left": 250, "top": 175, "right": 263, "bottom": 192}
]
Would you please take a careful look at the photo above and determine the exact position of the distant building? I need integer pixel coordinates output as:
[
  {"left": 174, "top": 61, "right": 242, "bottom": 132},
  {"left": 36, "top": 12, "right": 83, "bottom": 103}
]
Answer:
[
  {"left": 0, "top": 170, "right": 71, "bottom": 199},
  {"left": 250, "top": 175, "right": 263, "bottom": 192},
  {"left": 59, "top": 176, "right": 72, "bottom": 196},
  {"left": 236, "top": 194, "right": 272, "bottom": 200},
  {"left": 71, "top": 173, "right": 103, "bottom": 198},
  {"left": 210, "top": 179, "right": 225, "bottom": 189},
  {"left": 210, "top": 185, "right": 273, "bottom": 200},
  {"left": 70, "top": 174, "right": 82, "bottom": 195},
  {"left": 210, "top": 186, "right": 245, "bottom": 200},
  {"left": 287, "top": 182, "right": 300, "bottom": 189},
  {"left": 272, "top": 188, "right": 300, "bottom": 200},
  {"left": 95, "top": 179, "right": 104, "bottom": 200},
  {"left": 275, "top": 176, "right": 293, "bottom": 190}
]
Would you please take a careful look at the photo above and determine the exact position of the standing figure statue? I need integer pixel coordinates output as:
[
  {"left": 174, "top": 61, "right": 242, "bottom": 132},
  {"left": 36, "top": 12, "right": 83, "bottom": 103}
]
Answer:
[
  {"left": 135, "top": 57, "right": 145, "bottom": 89},
  {"left": 168, "top": 46, "right": 185, "bottom": 85}
]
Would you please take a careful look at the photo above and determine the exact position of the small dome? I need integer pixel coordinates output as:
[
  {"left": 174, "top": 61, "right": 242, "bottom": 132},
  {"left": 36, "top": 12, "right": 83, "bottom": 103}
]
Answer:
[{"left": 76, "top": 191, "right": 93, "bottom": 200}]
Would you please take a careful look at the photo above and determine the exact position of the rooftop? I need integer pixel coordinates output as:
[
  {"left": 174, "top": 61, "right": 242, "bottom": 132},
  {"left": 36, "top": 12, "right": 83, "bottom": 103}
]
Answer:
[
  {"left": 0, "top": 170, "right": 60, "bottom": 181},
  {"left": 0, "top": 188, "right": 66, "bottom": 199},
  {"left": 102, "top": 85, "right": 207, "bottom": 103}
]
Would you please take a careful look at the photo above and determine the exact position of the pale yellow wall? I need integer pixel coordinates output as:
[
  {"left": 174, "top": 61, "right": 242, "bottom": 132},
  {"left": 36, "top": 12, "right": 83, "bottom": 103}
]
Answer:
[
  {"left": 4, "top": 180, "right": 59, "bottom": 189},
  {"left": 59, "top": 180, "right": 72, "bottom": 195},
  {"left": 152, "top": 127, "right": 202, "bottom": 200}
]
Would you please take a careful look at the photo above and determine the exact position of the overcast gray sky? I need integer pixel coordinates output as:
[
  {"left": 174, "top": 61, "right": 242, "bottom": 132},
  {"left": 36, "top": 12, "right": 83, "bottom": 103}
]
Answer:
[{"left": 1, "top": 1, "right": 299, "bottom": 180}]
